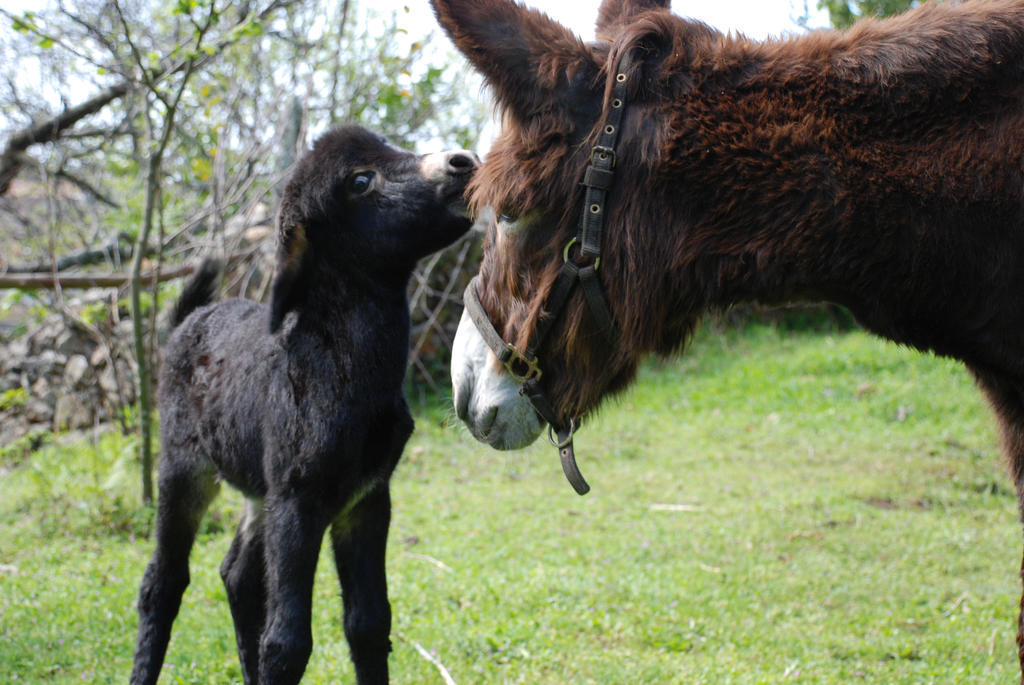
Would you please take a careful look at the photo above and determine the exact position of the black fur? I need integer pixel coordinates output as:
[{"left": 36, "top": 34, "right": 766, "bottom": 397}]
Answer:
[
  {"left": 168, "top": 258, "right": 221, "bottom": 329},
  {"left": 130, "top": 125, "right": 477, "bottom": 685}
]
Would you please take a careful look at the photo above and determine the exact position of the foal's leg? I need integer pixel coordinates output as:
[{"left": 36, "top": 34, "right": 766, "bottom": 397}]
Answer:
[
  {"left": 258, "top": 492, "right": 329, "bottom": 684},
  {"left": 220, "top": 498, "right": 266, "bottom": 684},
  {"left": 331, "top": 485, "right": 393, "bottom": 685},
  {"left": 130, "top": 455, "right": 219, "bottom": 685},
  {"left": 972, "top": 371, "right": 1024, "bottom": 684}
]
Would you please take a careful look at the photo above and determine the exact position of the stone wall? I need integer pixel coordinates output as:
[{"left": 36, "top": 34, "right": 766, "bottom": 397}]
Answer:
[
  {"left": 0, "top": 224, "right": 484, "bottom": 449},
  {"left": 1, "top": 312, "right": 137, "bottom": 447}
]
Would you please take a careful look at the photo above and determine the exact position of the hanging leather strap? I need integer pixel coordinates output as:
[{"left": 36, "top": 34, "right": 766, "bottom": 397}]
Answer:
[{"left": 460, "top": 55, "right": 633, "bottom": 496}]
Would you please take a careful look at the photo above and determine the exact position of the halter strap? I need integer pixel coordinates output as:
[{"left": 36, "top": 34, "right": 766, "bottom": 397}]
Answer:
[{"left": 462, "top": 55, "right": 632, "bottom": 496}]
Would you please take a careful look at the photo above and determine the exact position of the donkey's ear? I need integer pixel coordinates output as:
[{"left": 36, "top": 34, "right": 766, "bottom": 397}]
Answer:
[
  {"left": 268, "top": 222, "right": 310, "bottom": 333},
  {"left": 431, "top": 0, "right": 593, "bottom": 123},
  {"left": 596, "top": 0, "right": 671, "bottom": 38}
]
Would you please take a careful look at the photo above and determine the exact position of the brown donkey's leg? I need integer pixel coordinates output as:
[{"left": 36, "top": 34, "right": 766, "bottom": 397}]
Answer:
[
  {"left": 972, "top": 370, "right": 1024, "bottom": 683},
  {"left": 1019, "top": 546, "right": 1024, "bottom": 685},
  {"left": 997, "top": 413, "right": 1024, "bottom": 684}
]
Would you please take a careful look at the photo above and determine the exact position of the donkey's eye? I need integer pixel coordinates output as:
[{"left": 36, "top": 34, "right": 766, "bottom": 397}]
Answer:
[
  {"left": 497, "top": 211, "right": 529, "bottom": 236},
  {"left": 497, "top": 213, "right": 521, "bottom": 234},
  {"left": 347, "top": 171, "right": 376, "bottom": 196}
]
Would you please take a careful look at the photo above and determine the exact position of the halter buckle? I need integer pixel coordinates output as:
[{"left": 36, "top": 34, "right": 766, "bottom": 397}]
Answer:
[
  {"left": 591, "top": 145, "right": 616, "bottom": 168},
  {"left": 503, "top": 344, "right": 542, "bottom": 383}
]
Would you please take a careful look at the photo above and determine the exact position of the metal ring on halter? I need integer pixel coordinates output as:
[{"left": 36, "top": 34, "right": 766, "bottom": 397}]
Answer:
[
  {"left": 563, "top": 238, "right": 600, "bottom": 271},
  {"left": 548, "top": 418, "right": 577, "bottom": 448}
]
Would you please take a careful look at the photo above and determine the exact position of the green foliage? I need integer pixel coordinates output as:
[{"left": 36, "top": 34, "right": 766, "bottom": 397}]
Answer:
[
  {"left": 0, "top": 291, "right": 30, "bottom": 339},
  {"left": 0, "top": 324, "right": 1018, "bottom": 682},
  {"left": 228, "top": 18, "right": 264, "bottom": 41},
  {"left": 80, "top": 299, "right": 111, "bottom": 327},
  {"left": 1, "top": 0, "right": 485, "bottom": 270},
  {"left": 310, "top": 4, "right": 487, "bottom": 151},
  {"left": 9, "top": 12, "right": 39, "bottom": 35},
  {"left": 122, "top": 289, "right": 156, "bottom": 321},
  {"left": 0, "top": 387, "right": 28, "bottom": 412},
  {"left": 0, "top": 429, "right": 48, "bottom": 467},
  {"left": 174, "top": 0, "right": 200, "bottom": 15},
  {"left": 1, "top": 290, "right": 48, "bottom": 327},
  {"left": 818, "top": 0, "right": 921, "bottom": 28},
  {"left": 0, "top": 289, "right": 23, "bottom": 312},
  {"left": 2, "top": 429, "right": 150, "bottom": 539}
]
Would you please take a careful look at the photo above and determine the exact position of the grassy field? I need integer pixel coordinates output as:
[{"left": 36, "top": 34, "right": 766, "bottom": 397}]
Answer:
[{"left": 1, "top": 321, "right": 1020, "bottom": 683}]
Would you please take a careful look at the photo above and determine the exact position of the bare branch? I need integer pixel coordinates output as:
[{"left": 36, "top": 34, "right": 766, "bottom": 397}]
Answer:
[
  {"left": 0, "top": 263, "right": 196, "bottom": 290},
  {"left": 0, "top": 82, "right": 130, "bottom": 194},
  {"left": 57, "top": 4, "right": 125, "bottom": 74},
  {"left": 3, "top": 232, "right": 133, "bottom": 273},
  {"left": 54, "top": 170, "right": 121, "bottom": 208},
  {"left": 0, "top": 0, "right": 300, "bottom": 194},
  {"left": 0, "top": 7, "right": 114, "bottom": 75}
]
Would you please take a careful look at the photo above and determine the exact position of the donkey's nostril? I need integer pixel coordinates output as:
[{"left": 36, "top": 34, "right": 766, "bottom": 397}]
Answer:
[{"left": 447, "top": 151, "right": 480, "bottom": 174}]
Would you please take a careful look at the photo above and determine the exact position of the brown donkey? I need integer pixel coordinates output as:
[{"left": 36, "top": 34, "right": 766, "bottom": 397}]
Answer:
[{"left": 435, "top": 0, "right": 1024, "bottom": 678}]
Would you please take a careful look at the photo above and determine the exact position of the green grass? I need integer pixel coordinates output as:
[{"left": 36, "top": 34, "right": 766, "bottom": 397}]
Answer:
[{"left": 0, "top": 322, "right": 1019, "bottom": 683}]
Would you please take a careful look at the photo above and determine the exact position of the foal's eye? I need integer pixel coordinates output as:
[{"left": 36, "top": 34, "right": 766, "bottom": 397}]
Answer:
[
  {"left": 498, "top": 213, "right": 518, "bottom": 224},
  {"left": 347, "top": 170, "right": 376, "bottom": 196}
]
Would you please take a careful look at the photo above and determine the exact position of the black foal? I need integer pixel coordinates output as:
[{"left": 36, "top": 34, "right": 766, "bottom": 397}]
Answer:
[{"left": 130, "top": 125, "right": 477, "bottom": 684}]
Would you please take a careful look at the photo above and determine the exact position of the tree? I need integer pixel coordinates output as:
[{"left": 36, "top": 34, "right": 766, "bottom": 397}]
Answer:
[
  {"left": 1, "top": 1, "right": 485, "bottom": 269},
  {"left": 817, "top": 0, "right": 922, "bottom": 29},
  {"left": 0, "top": 0, "right": 487, "bottom": 503},
  {"left": 114, "top": 0, "right": 239, "bottom": 503}
]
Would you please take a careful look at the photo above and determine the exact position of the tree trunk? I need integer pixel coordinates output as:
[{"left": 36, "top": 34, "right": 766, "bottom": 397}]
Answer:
[{"left": 132, "top": 151, "right": 161, "bottom": 504}]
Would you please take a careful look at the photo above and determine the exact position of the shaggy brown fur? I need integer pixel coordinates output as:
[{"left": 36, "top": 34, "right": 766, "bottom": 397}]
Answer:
[{"left": 434, "top": 0, "right": 1024, "bottom": 677}]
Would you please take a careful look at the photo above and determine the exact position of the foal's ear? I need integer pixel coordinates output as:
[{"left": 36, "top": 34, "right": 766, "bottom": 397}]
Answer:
[
  {"left": 596, "top": 0, "right": 671, "bottom": 38},
  {"left": 269, "top": 222, "right": 310, "bottom": 334},
  {"left": 431, "top": 0, "right": 593, "bottom": 124}
]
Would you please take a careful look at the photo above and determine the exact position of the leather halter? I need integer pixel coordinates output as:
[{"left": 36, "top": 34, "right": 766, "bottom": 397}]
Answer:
[{"left": 463, "top": 56, "right": 631, "bottom": 496}]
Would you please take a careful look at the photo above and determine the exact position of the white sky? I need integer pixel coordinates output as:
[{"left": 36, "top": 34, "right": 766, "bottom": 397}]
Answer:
[
  {"left": 401, "top": 0, "right": 832, "bottom": 42},
  {"left": 511, "top": 0, "right": 830, "bottom": 39},
  {"left": 396, "top": 0, "right": 833, "bottom": 151},
  {"left": 1, "top": 0, "right": 834, "bottom": 144}
]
